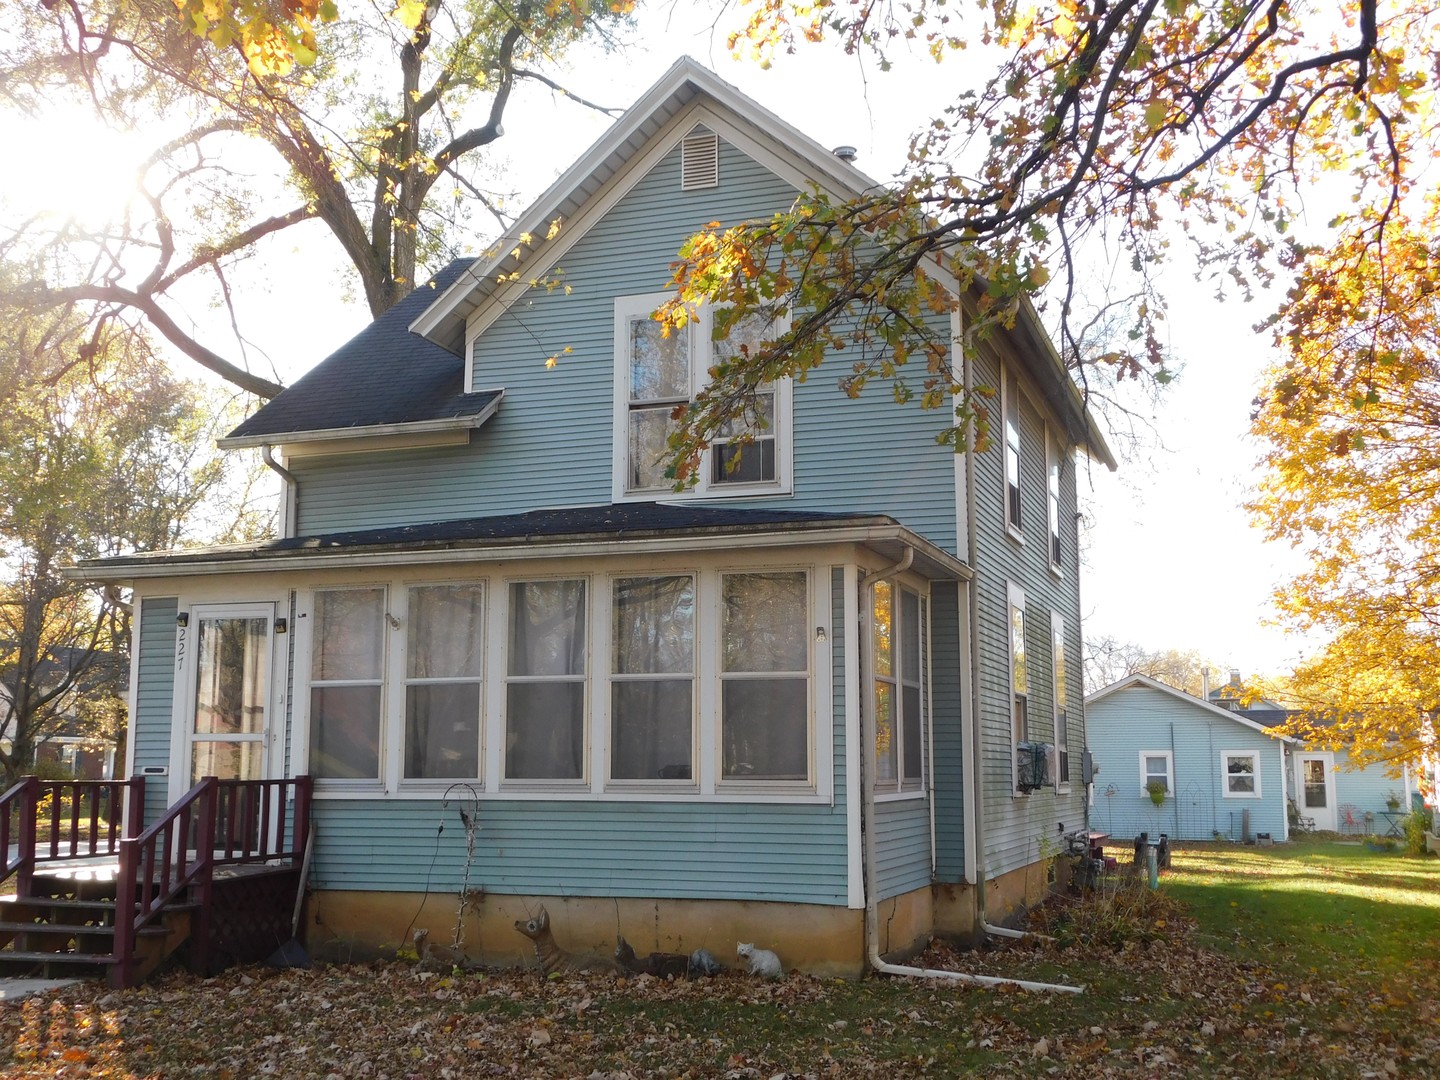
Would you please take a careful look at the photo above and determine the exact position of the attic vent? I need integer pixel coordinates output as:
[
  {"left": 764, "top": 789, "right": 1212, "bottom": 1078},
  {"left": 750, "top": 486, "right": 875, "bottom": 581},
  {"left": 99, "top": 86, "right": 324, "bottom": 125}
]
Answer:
[{"left": 681, "top": 131, "right": 719, "bottom": 190}]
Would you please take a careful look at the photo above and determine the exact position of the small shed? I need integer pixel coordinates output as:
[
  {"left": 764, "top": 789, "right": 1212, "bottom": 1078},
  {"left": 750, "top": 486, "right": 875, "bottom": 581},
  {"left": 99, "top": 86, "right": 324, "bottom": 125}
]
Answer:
[{"left": 1086, "top": 675, "right": 1293, "bottom": 842}]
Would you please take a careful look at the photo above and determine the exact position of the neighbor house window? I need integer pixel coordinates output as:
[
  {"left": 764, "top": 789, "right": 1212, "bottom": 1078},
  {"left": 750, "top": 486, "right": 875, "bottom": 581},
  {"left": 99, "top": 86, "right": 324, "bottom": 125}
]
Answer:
[
  {"left": 1051, "top": 611, "right": 1069, "bottom": 787},
  {"left": 610, "top": 575, "right": 695, "bottom": 782},
  {"left": 1140, "top": 751, "right": 1174, "bottom": 795},
  {"left": 1004, "top": 367, "right": 1022, "bottom": 535},
  {"left": 613, "top": 293, "right": 791, "bottom": 499},
  {"left": 404, "top": 584, "right": 484, "bottom": 780},
  {"left": 1008, "top": 581, "right": 1027, "bottom": 792},
  {"left": 505, "top": 580, "right": 587, "bottom": 781},
  {"left": 720, "top": 571, "right": 809, "bottom": 783},
  {"left": 1221, "top": 751, "right": 1261, "bottom": 797},
  {"left": 872, "top": 579, "right": 924, "bottom": 794},
  {"left": 1047, "top": 435, "right": 1062, "bottom": 570},
  {"left": 309, "top": 588, "right": 386, "bottom": 780}
]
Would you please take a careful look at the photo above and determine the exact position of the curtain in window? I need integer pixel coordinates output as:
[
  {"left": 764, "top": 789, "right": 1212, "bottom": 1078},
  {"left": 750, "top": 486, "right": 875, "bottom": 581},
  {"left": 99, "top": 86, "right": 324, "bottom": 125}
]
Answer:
[
  {"left": 611, "top": 576, "right": 695, "bottom": 780},
  {"left": 721, "top": 572, "right": 808, "bottom": 781},
  {"left": 506, "top": 580, "right": 586, "bottom": 779},
  {"left": 309, "top": 589, "right": 385, "bottom": 779},
  {"left": 405, "top": 584, "right": 484, "bottom": 779}
]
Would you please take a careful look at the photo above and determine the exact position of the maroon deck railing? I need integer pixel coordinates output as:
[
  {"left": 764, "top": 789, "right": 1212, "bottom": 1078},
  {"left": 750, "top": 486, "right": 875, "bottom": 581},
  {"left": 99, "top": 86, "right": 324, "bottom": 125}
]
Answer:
[
  {"left": 1, "top": 777, "right": 146, "bottom": 895},
  {"left": 112, "top": 775, "right": 312, "bottom": 987}
]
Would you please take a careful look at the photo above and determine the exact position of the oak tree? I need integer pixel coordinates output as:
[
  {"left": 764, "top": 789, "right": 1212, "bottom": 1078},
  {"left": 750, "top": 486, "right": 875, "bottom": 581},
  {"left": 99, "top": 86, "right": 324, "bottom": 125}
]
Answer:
[{"left": 4, "top": 0, "right": 631, "bottom": 398}]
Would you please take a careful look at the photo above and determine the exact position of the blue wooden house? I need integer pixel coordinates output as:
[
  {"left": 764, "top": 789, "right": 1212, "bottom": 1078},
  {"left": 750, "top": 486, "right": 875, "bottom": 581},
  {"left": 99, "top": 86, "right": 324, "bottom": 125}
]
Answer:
[
  {"left": 1086, "top": 675, "right": 1295, "bottom": 842},
  {"left": 76, "top": 59, "right": 1114, "bottom": 976}
]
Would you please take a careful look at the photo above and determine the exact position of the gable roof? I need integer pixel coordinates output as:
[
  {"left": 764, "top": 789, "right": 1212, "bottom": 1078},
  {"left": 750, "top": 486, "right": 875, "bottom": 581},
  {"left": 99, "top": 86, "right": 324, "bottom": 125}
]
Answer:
[
  {"left": 409, "top": 56, "right": 1116, "bottom": 471},
  {"left": 219, "top": 259, "right": 503, "bottom": 449},
  {"left": 1086, "top": 673, "right": 1298, "bottom": 742}
]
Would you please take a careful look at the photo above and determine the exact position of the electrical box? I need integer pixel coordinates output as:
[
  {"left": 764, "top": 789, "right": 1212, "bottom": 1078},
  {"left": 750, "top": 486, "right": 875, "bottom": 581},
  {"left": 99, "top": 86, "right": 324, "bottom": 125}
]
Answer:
[{"left": 1080, "top": 750, "right": 1096, "bottom": 785}]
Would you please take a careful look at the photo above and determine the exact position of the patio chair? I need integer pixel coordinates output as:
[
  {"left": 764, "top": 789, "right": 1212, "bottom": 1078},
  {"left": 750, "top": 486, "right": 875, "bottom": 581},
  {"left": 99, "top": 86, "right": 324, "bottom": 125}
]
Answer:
[{"left": 1338, "top": 803, "right": 1363, "bottom": 835}]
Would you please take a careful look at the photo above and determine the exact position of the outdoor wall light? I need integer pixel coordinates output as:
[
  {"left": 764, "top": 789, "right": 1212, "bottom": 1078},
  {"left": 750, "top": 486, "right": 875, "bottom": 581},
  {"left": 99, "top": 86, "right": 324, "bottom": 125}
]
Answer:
[
  {"left": 176, "top": 612, "right": 189, "bottom": 628},
  {"left": 815, "top": 626, "right": 828, "bottom": 643}
]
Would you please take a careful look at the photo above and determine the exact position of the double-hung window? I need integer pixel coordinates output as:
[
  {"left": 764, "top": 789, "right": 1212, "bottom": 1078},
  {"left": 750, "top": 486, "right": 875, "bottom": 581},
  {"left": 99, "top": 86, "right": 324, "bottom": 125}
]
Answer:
[
  {"left": 1047, "top": 435, "right": 1063, "bottom": 571},
  {"left": 1140, "top": 751, "right": 1173, "bottom": 795},
  {"left": 615, "top": 293, "right": 790, "bottom": 499},
  {"left": 720, "top": 571, "right": 810, "bottom": 783},
  {"left": 872, "top": 579, "right": 924, "bottom": 794},
  {"left": 404, "top": 584, "right": 484, "bottom": 780},
  {"left": 1221, "top": 751, "right": 1261, "bottom": 797},
  {"left": 1003, "top": 367, "right": 1023, "bottom": 536},
  {"left": 610, "top": 575, "right": 696, "bottom": 782},
  {"left": 309, "top": 588, "right": 387, "bottom": 780},
  {"left": 1051, "top": 610, "right": 1069, "bottom": 788},
  {"left": 505, "top": 580, "right": 587, "bottom": 782}
]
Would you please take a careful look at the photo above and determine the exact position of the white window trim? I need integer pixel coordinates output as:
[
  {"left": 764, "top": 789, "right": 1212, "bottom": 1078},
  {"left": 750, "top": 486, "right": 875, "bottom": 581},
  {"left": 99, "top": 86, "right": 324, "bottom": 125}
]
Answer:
[
  {"left": 872, "top": 581, "right": 927, "bottom": 803},
  {"left": 611, "top": 292, "right": 794, "bottom": 503},
  {"left": 291, "top": 558, "right": 831, "bottom": 805},
  {"left": 1220, "top": 749, "right": 1263, "bottom": 799},
  {"left": 393, "top": 580, "right": 486, "bottom": 793},
  {"left": 1050, "top": 609, "right": 1070, "bottom": 793},
  {"left": 1045, "top": 426, "right": 1063, "bottom": 576},
  {"left": 1002, "top": 365, "right": 1023, "bottom": 543},
  {"left": 1139, "top": 749, "right": 1174, "bottom": 796},
  {"left": 1008, "top": 580, "right": 1027, "bottom": 797}
]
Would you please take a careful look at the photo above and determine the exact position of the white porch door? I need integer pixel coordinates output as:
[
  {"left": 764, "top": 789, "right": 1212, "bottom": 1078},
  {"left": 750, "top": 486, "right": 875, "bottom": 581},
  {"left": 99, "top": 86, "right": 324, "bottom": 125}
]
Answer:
[
  {"left": 1297, "top": 753, "right": 1336, "bottom": 831},
  {"left": 181, "top": 603, "right": 282, "bottom": 791}
]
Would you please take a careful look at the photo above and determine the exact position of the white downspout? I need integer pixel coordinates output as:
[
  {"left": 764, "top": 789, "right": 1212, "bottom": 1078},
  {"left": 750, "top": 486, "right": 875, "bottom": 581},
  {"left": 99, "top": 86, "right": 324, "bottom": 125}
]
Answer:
[
  {"left": 261, "top": 444, "right": 298, "bottom": 538},
  {"left": 859, "top": 541, "right": 1078, "bottom": 992}
]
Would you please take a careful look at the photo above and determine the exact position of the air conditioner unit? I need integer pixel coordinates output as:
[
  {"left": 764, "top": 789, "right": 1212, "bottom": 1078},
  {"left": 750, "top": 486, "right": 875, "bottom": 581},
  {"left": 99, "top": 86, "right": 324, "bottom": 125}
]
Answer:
[{"left": 1016, "top": 741, "right": 1056, "bottom": 792}]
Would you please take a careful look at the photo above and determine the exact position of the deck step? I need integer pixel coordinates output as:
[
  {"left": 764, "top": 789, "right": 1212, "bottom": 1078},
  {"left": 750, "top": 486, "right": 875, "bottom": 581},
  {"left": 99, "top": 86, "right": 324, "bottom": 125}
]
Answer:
[
  {"left": 0, "top": 921, "right": 172, "bottom": 939},
  {"left": 0, "top": 950, "right": 117, "bottom": 966},
  {"left": 0, "top": 897, "right": 200, "bottom": 916}
]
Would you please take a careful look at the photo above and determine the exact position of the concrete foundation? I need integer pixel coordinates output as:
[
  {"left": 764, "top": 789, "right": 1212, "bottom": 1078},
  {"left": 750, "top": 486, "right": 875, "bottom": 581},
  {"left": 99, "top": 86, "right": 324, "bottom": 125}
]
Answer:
[{"left": 307, "top": 890, "right": 867, "bottom": 978}]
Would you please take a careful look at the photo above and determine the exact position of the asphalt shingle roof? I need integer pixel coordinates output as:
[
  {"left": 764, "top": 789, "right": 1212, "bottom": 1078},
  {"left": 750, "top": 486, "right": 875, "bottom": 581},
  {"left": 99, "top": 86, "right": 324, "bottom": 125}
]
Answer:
[{"left": 225, "top": 259, "right": 496, "bottom": 441}]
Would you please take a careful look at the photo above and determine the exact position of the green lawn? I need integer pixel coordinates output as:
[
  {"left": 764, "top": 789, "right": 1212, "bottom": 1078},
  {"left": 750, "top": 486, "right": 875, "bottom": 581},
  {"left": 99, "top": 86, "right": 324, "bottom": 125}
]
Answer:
[{"left": 2, "top": 839, "right": 1436, "bottom": 1077}]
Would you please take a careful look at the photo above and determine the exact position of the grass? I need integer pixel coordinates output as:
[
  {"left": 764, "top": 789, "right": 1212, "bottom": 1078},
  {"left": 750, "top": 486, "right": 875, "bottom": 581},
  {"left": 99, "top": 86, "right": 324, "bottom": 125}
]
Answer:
[
  {"left": 1, "top": 837, "right": 1436, "bottom": 1077},
  {"left": 1166, "top": 837, "right": 1440, "bottom": 985}
]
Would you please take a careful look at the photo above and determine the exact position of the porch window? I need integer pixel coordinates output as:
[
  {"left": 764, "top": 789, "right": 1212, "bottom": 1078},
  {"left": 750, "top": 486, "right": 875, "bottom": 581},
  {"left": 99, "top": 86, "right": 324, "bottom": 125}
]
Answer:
[
  {"left": 1051, "top": 611, "right": 1069, "bottom": 787},
  {"left": 1221, "top": 751, "right": 1261, "bottom": 797},
  {"left": 1140, "top": 751, "right": 1173, "bottom": 795},
  {"left": 872, "top": 579, "right": 923, "bottom": 794},
  {"left": 309, "top": 588, "right": 386, "bottom": 780},
  {"left": 610, "top": 575, "right": 695, "bottom": 782},
  {"left": 505, "top": 580, "right": 587, "bottom": 781},
  {"left": 720, "top": 571, "right": 809, "bottom": 782},
  {"left": 404, "top": 584, "right": 484, "bottom": 780}
]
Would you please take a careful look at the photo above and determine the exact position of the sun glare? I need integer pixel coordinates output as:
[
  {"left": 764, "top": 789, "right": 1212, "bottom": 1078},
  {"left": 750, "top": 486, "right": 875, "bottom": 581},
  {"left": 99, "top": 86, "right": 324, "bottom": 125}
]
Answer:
[{"left": 0, "top": 104, "right": 152, "bottom": 225}]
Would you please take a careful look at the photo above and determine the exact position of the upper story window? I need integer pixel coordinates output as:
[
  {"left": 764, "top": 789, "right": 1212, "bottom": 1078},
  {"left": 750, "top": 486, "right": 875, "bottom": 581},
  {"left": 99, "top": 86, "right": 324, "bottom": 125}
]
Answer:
[
  {"left": 872, "top": 579, "right": 924, "bottom": 796},
  {"left": 1046, "top": 434, "right": 1063, "bottom": 571},
  {"left": 613, "top": 292, "right": 792, "bottom": 501},
  {"left": 1003, "top": 366, "right": 1023, "bottom": 537}
]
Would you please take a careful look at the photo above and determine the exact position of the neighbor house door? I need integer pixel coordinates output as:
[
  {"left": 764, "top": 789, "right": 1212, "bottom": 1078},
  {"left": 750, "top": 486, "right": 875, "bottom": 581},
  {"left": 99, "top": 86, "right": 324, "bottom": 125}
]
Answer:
[
  {"left": 177, "top": 603, "right": 283, "bottom": 795},
  {"left": 1296, "top": 753, "right": 1336, "bottom": 831}
]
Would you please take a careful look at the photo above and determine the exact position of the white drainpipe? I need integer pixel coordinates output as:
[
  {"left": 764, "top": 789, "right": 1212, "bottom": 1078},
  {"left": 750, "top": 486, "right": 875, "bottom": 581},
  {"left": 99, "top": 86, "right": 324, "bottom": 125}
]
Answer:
[
  {"left": 859, "top": 544, "right": 1080, "bottom": 992},
  {"left": 261, "top": 444, "right": 298, "bottom": 538}
]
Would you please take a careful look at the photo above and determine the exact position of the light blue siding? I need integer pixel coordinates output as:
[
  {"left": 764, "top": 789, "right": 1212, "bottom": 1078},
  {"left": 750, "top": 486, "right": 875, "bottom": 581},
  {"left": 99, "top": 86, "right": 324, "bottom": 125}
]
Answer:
[
  {"left": 1087, "top": 684, "right": 1287, "bottom": 841},
  {"left": 309, "top": 800, "right": 848, "bottom": 903},
  {"left": 874, "top": 799, "right": 930, "bottom": 899},
  {"left": 132, "top": 597, "right": 177, "bottom": 826},
  {"left": 969, "top": 341, "right": 1090, "bottom": 878},
  {"left": 292, "top": 138, "right": 957, "bottom": 552},
  {"left": 1331, "top": 749, "right": 1406, "bottom": 820},
  {"left": 931, "top": 581, "right": 967, "bottom": 881}
]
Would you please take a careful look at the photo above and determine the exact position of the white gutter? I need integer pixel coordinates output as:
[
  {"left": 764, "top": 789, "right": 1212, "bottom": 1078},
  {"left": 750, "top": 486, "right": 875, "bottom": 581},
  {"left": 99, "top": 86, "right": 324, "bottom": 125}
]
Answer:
[
  {"left": 260, "top": 445, "right": 298, "bottom": 538},
  {"left": 70, "top": 523, "right": 974, "bottom": 583},
  {"left": 218, "top": 394, "right": 504, "bottom": 450}
]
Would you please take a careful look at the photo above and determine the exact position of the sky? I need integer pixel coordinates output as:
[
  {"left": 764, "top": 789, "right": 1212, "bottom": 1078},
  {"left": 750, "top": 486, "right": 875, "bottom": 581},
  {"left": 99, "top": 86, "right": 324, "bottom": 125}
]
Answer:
[{"left": 0, "top": 5, "right": 1323, "bottom": 680}]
